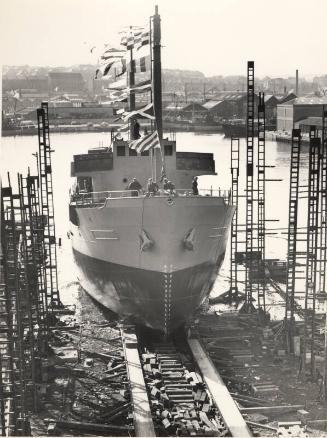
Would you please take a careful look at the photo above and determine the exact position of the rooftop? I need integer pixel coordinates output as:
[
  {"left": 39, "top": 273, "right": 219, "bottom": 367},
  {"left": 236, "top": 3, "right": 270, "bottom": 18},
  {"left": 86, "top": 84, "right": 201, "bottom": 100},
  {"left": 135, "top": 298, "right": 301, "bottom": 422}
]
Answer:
[
  {"left": 278, "top": 96, "right": 327, "bottom": 106},
  {"left": 212, "top": 91, "right": 249, "bottom": 101},
  {"left": 164, "top": 103, "right": 205, "bottom": 112},
  {"left": 202, "top": 100, "right": 223, "bottom": 109},
  {"left": 296, "top": 117, "right": 324, "bottom": 127},
  {"left": 264, "top": 94, "right": 279, "bottom": 103}
]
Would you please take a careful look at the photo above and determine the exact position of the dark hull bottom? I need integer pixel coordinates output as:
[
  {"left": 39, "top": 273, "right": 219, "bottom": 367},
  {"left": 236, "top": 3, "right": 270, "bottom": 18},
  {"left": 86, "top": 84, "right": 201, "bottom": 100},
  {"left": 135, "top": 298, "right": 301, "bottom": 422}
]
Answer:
[
  {"left": 73, "top": 249, "right": 225, "bottom": 333},
  {"left": 222, "top": 125, "right": 258, "bottom": 137},
  {"left": 163, "top": 122, "right": 222, "bottom": 133}
]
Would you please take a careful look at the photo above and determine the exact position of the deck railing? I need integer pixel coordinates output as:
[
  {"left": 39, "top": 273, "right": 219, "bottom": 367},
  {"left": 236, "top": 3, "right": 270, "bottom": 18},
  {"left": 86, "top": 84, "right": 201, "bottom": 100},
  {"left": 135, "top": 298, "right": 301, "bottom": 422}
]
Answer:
[
  {"left": 72, "top": 190, "right": 139, "bottom": 206},
  {"left": 71, "top": 188, "right": 232, "bottom": 207}
]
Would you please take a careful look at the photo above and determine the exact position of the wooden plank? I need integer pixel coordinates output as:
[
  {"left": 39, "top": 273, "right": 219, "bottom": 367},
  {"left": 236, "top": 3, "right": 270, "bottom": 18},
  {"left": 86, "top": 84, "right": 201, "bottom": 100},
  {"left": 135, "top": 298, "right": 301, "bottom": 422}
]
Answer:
[
  {"left": 188, "top": 338, "right": 252, "bottom": 437},
  {"left": 44, "top": 419, "right": 132, "bottom": 433},
  {"left": 240, "top": 405, "right": 304, "bottom": 414},
  {"left": 246, "top": 420, "right": 278, "bottom": 432},
  {"left": 121, "top": 327, "right": 155, "bottom": 437},
  {"left": 81, "top": 348, "right": 121, "bottom": 360},
  {"left": 307, "top": 419, "right": 327, "bottom": 424}
]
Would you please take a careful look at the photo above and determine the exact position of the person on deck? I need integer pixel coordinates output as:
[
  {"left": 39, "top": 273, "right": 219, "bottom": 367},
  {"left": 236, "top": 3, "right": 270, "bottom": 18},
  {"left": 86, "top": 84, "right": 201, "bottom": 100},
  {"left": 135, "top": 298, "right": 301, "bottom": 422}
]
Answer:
[
  {"left": 128, "top": 177, "right": 142, "bottom": 196},
  {"left": 163, "top": 178, "right": 176, "bottom": 194},
  {"left": 192, "top": 176, "right": 199, "bottom": 195},
  {"left": 163, "top": 178, "right": 170, "bottom": 191},
  {"left": 147, "top": 178, "right": 159, "bottom": 195},
  {"left": 133, "top": 119, "right": 141, "bottom": 139},
  {"left": 168, "top": 181, "right": 176, "bottom": 194}
]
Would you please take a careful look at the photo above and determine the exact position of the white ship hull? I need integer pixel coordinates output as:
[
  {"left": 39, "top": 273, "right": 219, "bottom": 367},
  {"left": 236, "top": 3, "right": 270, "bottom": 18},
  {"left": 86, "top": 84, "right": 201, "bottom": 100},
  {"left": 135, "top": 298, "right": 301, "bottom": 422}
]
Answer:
[{"left": 70, "top": 194, "right": 234, "bottom": 333}]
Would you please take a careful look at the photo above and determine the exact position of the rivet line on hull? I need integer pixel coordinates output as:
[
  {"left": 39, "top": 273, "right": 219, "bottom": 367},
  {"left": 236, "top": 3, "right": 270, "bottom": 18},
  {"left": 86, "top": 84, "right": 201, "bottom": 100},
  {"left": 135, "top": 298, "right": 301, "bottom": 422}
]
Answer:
[
  {"left": 163, "top": 265, "right": 173, "bottom": 338},
  {"left": 164, "top": 265, "right": 168, "bottom": 337}
]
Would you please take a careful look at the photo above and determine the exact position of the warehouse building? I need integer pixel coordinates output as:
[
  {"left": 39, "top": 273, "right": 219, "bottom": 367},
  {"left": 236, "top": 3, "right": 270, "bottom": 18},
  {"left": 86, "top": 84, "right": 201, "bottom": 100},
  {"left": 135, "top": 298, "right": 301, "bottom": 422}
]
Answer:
[
  {"left": 277, "top": 96, "right": 327, "bottom": 132},
  {"left": 163, "top": 102, "right": 207, "bottom": 121},
  {"left": 48, "top": 72, "right": 86, "bottom": 94},
  {"left": 204, "top": 92, "right": 259, "bottom": 120}
]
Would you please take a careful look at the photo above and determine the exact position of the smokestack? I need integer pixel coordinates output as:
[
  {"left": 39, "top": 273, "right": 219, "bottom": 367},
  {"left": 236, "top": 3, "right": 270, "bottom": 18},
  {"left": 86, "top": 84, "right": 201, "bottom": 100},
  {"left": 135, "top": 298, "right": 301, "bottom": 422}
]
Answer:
[{"left": 295, "top": 69, "right": 299, "bottom": 96}]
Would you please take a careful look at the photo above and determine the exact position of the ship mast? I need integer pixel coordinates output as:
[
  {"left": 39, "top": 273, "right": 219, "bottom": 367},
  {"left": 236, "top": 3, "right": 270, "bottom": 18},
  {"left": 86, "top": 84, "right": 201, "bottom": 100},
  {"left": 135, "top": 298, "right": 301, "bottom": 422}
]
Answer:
[
  {"left": 129, "top": 28, "right": 136, "bottom": 112},
  {"left": 152, "top": 5, "right": 163, "bottom": 141},
  {"left": 129, "top": 27, "right": 136, "bottom": 139}
]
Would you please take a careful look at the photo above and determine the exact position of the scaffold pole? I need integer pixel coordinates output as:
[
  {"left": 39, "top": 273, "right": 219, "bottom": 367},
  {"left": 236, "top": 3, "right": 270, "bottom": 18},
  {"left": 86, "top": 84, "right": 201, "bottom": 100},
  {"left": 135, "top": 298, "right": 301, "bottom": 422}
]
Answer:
[
  {"left": 285, "top": 129, "right": 302, "bottom": 353},
  {"left": 229, "top": 137, "right": 240, "bottom": 304}
]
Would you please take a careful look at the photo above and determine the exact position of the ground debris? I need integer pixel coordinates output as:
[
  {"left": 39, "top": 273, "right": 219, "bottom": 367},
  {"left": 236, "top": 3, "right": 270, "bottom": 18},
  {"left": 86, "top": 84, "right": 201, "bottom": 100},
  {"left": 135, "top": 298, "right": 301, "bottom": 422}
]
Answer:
[
  {"left": 194, "top": 311, "right": 327, "bottom": 436},
  {"left": 29, "top": 295, "right": 133, "bottom": 437}
]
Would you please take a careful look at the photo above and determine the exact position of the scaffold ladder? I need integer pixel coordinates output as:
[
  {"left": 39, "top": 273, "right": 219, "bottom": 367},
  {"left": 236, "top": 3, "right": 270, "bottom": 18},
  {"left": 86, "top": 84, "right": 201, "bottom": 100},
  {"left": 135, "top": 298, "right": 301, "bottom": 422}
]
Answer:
[
  {"left": 15, "top": 177, "right": 37, "bottom": 414},
  {"left": 257, "top": 92, "right": 266, "bottom": 311},
  {"left": 285, "top": 129, "right": 302, "bottom": 352},
  {"left": 0, "top": 266, "right": 16, "bottom": 436},
  {"left": 317, "top": 109, "right": 327, "bottom": 296},
  {"left": 318, "top": 109, "right": 327, "bottom": 399},
  {"left": 1, "top": 186, "right": 27, "bottom": 435},
  {"left": 37, "top": 102, "right": 61, "bottom": 309},
  {"left": 302, "top": 127, "right": 321, "bottom": 377},
  {"left": 18, "top": 173, "right": 44, "bottom": 411},
  {"left": 0, "top": 351, "right": 5, "bottom": 436},
  {"left": 229, "top": 137, "right": 240, "bottom": 303},
  {"left": 10, "top": 189, "right": 30, "bottom": 434},
  {"left": 21, "top": 174, "right": 48, "bottom": 337},
  {"left": 243, "top": 61, "right": 256, "bottom": 312}
]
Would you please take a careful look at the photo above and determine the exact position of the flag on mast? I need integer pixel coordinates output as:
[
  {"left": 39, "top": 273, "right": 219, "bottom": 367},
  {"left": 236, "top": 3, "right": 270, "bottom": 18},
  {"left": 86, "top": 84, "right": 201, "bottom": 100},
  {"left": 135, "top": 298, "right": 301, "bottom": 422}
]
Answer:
[
  {"left": 120, "top": 26, "right": 147, "bottom": 49},
  {"left": 134, "top": 30, "right": 150, "bottom": 50},
  {"left": 129, "top": 131, "right": 160, "bottom": 153},
  {"left": 100, "top": 48, "right": 125, "bottom": 61},
  {"left": 95, "top": 47, "right": 126, "bottom": 79}
]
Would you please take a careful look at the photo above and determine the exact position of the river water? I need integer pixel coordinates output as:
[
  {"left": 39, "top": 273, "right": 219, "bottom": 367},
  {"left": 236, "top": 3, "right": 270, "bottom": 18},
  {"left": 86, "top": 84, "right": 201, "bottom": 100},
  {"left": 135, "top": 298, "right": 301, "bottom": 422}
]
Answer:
[{"left": 0, "top": 131, "right": 310, "bottom": 318}]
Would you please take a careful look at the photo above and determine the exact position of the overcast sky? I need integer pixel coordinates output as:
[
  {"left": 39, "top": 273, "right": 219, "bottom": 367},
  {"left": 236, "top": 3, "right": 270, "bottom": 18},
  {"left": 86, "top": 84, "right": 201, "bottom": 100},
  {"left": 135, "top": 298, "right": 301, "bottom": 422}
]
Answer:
[{"left": 1, "top": 0, "right": 326, "bottom": 78}]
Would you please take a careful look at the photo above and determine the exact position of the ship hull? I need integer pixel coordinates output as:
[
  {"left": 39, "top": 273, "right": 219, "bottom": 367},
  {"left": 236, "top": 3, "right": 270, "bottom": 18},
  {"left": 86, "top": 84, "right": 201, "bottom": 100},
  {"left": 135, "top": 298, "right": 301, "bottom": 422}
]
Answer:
[
  {"left": 70, "top": 195, "right": 234, "bottom": 333},
  {"left": 222, "top": 123, "right": 253, "bottom": 138},
  {"left": 163, "top": 121, "right": 222, "bottom": 133},
  {"left": 73, "top": 248, "right": 225, "bottom": 332}
]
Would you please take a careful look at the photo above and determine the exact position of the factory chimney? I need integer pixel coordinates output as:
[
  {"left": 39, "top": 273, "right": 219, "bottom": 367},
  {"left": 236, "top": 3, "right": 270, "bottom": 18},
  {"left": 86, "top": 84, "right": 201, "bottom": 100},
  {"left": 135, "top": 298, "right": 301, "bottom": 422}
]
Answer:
[{"left": 295, "top": 69, "right": 299, "bottom": 96}]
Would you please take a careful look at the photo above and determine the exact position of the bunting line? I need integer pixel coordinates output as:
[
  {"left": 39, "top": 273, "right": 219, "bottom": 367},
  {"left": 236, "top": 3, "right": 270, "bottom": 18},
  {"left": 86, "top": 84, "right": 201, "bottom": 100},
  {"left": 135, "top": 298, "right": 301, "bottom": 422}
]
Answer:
[
  {"left": 123, "top": 103, "right": 154, "bottom": 121},
  {"left": 107, "top": 80, "right": 151, "bottom": 93}
]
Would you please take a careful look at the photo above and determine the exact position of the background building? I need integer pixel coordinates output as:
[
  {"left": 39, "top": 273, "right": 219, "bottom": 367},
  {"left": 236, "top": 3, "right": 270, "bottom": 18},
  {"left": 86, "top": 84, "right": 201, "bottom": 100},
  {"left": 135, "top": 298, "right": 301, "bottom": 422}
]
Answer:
[
  {"left": 163, "top": 102, "right": 207, "bottom": 122},
  {"left": 203, "top": 92, "right": 259, "bottom": 120},
  {"left": 277, "top": 96, "right": 327, "bottom": 131},
  {"left": 48, "top": 72, "right": 86, "bottom": 94}
]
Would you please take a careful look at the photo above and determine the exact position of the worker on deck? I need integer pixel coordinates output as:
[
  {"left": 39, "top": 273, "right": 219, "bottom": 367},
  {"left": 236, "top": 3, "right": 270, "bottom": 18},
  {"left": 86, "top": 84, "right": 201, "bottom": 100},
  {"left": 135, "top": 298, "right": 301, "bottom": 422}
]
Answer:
[
  {"left": 128, "top": 177, "right": 142, "bottom": 196},
  {"left": 168, "top": 181, "right": 175, "bottom": 193},
  {"left": 132, "top": 119, "right": 141, "bottom": 139},
  {"left": 147, "top": 178, "right": 159, "bottom": 195},
  {"left": 163, "top": 178, "right": 170, "bottom": 191},
  {"left": 192, "top": 176, "right": 199, "bottom": 195},
  {"left": 163, "top": 178, "right": 176, "bottom": 195}
]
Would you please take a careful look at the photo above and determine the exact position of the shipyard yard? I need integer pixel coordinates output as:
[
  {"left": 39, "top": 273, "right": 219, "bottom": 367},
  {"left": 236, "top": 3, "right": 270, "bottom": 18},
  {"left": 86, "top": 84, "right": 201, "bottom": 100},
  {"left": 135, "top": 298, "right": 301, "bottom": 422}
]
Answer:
[
  {"left": 1, "top": 122, "right": 327, "bottom": 437},
  {"left": 2, "top": 0, "right": 327, "bottom": 436}
]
